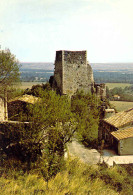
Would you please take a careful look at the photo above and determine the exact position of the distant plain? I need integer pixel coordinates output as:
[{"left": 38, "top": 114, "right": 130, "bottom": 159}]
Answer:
[
  {"left": 106, "top": 83, "right": 131, "bottom": 89},
  {"left": 17, "top": 62, "right": 133, "bottom": 112},
  {"left": 110, "top": 101, "right": 133, "bottom": 112},
  {"left": 14, "top": 82, "right": 46, "bottom": 89}
]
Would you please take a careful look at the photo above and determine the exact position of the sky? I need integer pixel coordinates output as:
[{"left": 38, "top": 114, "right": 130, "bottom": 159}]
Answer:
[{"left": 0, "top": 0, "right": 133, "bottom": 63}]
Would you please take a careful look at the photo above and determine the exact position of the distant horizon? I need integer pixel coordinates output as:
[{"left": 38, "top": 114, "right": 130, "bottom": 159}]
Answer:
[
  {"left": 1, "top": 0, "right": 133, "bottom": 62},
  {"left": 20, "top": 61, "right": 133, "bottom": 64}
]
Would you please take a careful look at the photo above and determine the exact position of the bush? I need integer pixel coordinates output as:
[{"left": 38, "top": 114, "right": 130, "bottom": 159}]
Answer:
[{"left": 71, "top": 91, "right": 101, "bottom": 147}]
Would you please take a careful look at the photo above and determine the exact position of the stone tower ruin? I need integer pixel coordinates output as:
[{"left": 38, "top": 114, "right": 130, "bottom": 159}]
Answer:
[
  {"left": 0, "top": 96, "right": 8, "bottom": 121},
  {"left": 0, "top": 97, "right": 4, "bottom": 121},
  {"left": 52, "top": 50, "right": 94, "bottom": 96}
]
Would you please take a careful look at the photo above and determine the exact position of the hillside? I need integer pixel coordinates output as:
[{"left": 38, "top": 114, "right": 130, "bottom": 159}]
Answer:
[
  {"left": 90, "top": 63, "right": 133, "bottom": 72},
  {"left": 20, "top": 62, "right": 54, "bottom": 70},
  {"left": 20, "top": 62, "right": 133, "bottom": 83},
  {"left": 21, "top": 62, "right": 133, "bottom": 72}
]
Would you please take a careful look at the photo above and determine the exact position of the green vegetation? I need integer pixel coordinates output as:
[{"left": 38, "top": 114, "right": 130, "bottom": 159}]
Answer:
[
  {"left": 1, "top": 87, "right": 76, "bottom": 180},
  {"left": 105, "top": 83, "right": 133, "bottom": 111},
  {"left": 23, "top": 82, "right": 51, "bottom": 96},
  {"left": 94, "top": 71, "right": 133, "bottom": 83},
  {"left": 0, "top": 49, "right": 21, "bottom": 117},
  {"left": 0, "top": 49, "right": 20, "bottom": 88},
  {"left": 1, "top": 83, "right": 104, "bottom": 183},
  {"left": 1, "top": 158, "right": 133, "bottom": 194},
  {"left": 71, "top": 91, "right": 101, "bottom": 147},
  {"left": 106, "top": 85, "right": 133, "bottom": 102},
  {"left": 1, "top": 51, "right": 133, "bottom": 194},
  {"left": 20, "top": 69, "right": 53, "bottom": 82},
  {"left": 106, "top": 83, "right": 131, "bottom": 89}
]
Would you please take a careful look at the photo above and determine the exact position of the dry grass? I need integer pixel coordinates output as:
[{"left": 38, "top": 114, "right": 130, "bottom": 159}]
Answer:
[
  {"left": 110, "top": 101, "right": 133, "bottom": 112},
  {"left": 1, "top": 157, "right": 133, "bottom": 194},
  {"left": 13, "top": 82, "right": 46, "bottom": 89},
  {"left": 15, "top": 82, "right": 131, "bottom": 90},
  {"left": 0, "top": 158, "right": 122, "bottom": 195}
]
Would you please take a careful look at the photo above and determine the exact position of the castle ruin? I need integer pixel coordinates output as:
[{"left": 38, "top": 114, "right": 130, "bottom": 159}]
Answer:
[
  {"left": 51, "top": 50, "right": 106, "bottom": 98},
  {"left": 0, "top": 96, "right": 8, "bottom": 121}
]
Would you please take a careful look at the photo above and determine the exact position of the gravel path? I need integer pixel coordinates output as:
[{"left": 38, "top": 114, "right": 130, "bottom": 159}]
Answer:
[
  {"left": 66, "top": 140, "right": 133, "bottom": 166},
  {"left": 67, "top": 140, "right": 101, "bottom": 165}
]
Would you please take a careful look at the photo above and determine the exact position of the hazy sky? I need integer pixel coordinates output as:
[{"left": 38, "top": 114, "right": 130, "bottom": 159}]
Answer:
[{"left": 0, "top": 0, "right": 133, "bottom": 62}]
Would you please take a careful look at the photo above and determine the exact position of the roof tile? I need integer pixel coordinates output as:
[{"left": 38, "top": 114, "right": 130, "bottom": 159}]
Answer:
[
  {"left": 104, "top": 108, "right": 133, "bottom": 128},
  {"left": 111, "top": 127, "right": 133, "bottom": 140}
]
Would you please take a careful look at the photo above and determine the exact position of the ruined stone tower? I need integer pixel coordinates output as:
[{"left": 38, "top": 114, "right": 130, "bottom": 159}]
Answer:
[
  {"left": 0, "top": 97, "right": 4, "bottom": 121},
  {"left": 52, "top": 50, "right": 94, "bottom": 96}
]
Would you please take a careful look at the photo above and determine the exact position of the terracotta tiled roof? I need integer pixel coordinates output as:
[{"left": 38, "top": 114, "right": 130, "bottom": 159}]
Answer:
[
  {"left": 9, "top": 95, "right": 39, "bottom": 104},
  {"left": 111, "top": 127, "right": 133, "bottom": 140},
  {"left": 104, "top": 108, "right": 133, "bottom": 128}
]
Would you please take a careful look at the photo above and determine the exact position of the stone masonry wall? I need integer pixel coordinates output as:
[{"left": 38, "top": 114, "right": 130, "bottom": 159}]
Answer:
[
  {"left": 54, "top": 51, "right": 63, "bottom": 94},
  {"left": 0, "top": 97, "right": 4, "bottom": 121},
  {"left": 54, "top": 50, "right": 94, "bottom": 96}
]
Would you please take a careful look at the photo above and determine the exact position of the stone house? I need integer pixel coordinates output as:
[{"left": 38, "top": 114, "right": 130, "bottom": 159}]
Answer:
[
  {"left": 99, "top": 108, "right": 133, "bottom": 155},
  {"left": 113, "top": 95, "right": 120, "bottom": 100},
  {"left": 111, "top": 127, "right": 133, "bottom": 155}
]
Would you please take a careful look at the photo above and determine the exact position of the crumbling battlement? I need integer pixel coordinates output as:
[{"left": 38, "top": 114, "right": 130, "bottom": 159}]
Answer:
[
  {"left": 95, "top": 83, "right": 106, "bottom": 100},
  {"left": 52, "top": 50, "right": 94, "bottom": 96}
]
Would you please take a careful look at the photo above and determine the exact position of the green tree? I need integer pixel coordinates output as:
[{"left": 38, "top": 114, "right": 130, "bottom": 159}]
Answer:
[
  {"left": 24, "top": 82, "right": 52, "bottom": 97},
  {"left": 26, "top": 91, "right": 76, "bottom": 178},
  {"left": 0, "top": 49, "right": 20, "bottom": 88},
  {"left": 1, "top": 90, "right": 76, "bottom": 180},
  {"left": 71, "top": 91, "right": 101, "bottom": 147},
  {"left": 0, "top": 49, "right": 20, "bottom": 120}
]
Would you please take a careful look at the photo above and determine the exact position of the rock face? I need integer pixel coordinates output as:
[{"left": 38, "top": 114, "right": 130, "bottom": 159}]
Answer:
[{"left": 52, "top": 50, "right": 94, "bottom": 96}]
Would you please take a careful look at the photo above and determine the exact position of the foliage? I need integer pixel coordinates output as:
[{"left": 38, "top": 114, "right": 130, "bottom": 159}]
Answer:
[
  {"left": 1, "top": 90, "right": 76, "bottom": 180},
  {"left": 24, "top": 82, "right": 52, "bottom": 97},
  {"left": 94, "top": 71, "right": 133, "bottom": 84},
  {"left": 71, "top": 91, "right": 101, "bottom": 147},
  {"left": 106, "top": 83, "right": 131, "bottom": 89},
  {"left": 1, "top": 84, "right": 106, "bottom": 181},
  {"left": 1, "top": 158, "right": 133, "bottom": 194},
  {"left": 7, "top": 87, "right": 24, "bottom": 100},
  {"left": 27, "top": 91, "right": 75, "bottom": 179},
  {"left": 106, "top": 85, "right": 133, "bottom": 102},
  {"left": 0, "top": 49, "right": 20, "bottom": 89},
  {"left": 0, "top": 122, "right": 42, "bottom": 167}
]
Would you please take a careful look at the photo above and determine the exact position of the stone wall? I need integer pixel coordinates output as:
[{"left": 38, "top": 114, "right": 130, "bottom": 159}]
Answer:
[
  {"left": 53, "top": 51, "right": 63, "bottom": 94},
  {"left": 118, "top": 137, "right": 133, "bottom": 155},
  {"left": 95, "top": 83, "right": 106, "bottom": 100},
  {"left": 53, "top": 50, "right": 94, "bottom": 96},
  {"left": 98, "top": 120, "right": 118, "bottom": 144},
  {"left": 0, "top": 97, "right": 4, "bottom": 121},
  {"left": 104, "top": 109, "right": 115, "bottom": 119}
]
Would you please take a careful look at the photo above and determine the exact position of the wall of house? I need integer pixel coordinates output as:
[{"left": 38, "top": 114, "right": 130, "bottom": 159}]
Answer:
[
  {"left": 104, "top": 109, "right": 115, "bottom": 119},
  {"left": 98, "top": 120, "right": 118, "bottom": 146},
  {"left": 118, "top": 137, "right": 133, "bottom": 155},
  {"left": 0, "top": 97, "right": 4, "bottom": 121}
]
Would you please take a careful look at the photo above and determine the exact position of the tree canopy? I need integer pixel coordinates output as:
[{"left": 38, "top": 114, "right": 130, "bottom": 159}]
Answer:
[{"left": 0, "top": 49, "right": 20, "bottom": 88}]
